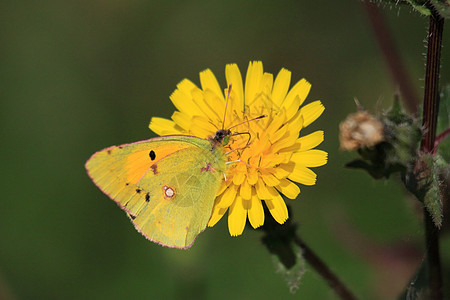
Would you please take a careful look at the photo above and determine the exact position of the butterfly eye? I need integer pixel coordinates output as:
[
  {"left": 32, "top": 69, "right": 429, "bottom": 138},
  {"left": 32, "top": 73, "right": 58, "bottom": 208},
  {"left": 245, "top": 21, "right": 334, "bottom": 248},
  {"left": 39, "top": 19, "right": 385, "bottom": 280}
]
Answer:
[
  {"left": 149, "top": 150, "right": 156, "bottom": 161},
  {"left": 222, "top": 135, "right": 230, "bottom": 146}
]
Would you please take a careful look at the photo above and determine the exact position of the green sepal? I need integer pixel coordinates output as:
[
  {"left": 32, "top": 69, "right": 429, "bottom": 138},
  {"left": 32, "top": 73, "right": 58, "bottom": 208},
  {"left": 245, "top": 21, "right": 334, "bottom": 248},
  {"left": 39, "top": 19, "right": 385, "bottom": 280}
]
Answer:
[{"left": 345, "top": 142, "right": 405, "bottom": 179}]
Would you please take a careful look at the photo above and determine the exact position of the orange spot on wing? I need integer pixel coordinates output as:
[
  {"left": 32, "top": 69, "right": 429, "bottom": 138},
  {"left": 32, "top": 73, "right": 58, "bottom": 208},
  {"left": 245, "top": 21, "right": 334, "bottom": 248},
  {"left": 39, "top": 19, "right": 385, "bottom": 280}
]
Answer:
[
  {"left": 125, "top": 143, "right": 191, "bottom": 184},
  {"left": 126, "top": 150, "right": 154, "bottom": 184}
]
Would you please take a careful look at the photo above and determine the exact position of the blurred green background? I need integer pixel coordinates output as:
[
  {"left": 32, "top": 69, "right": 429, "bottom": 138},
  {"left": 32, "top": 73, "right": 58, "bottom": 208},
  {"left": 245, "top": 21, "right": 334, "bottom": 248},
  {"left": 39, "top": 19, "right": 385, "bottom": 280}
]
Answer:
[{"left": 1, "top": 1, "right": 449, "bottom": 299}]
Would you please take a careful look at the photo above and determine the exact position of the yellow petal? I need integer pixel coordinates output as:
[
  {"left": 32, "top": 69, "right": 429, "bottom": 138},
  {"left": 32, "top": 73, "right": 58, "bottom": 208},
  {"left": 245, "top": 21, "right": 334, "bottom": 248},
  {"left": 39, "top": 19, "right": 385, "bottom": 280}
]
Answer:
[
  {"left": 225, "top": 63, "right": 244, "bottom": 113},
  {"left": 191, "top": 88, "right": 221, "bottom": 124},
  {"left": 261, "top": 171, "right": 280, "bottom": 187},
  {"left": 247, "top": 168, "right": 259, "bottom": 185},
  {"left": 272, "top": 162, "right": 295, "bottom": 179},
  {"left": 284, "top": 95, "right": 301, "bottom": 121},
  {"left": 298, "top": 131, "right": 324, "bottom": 150},
  {"left": 171, "top": 111, "right": 191, "bottom": 131},
  {"left": 269, "top": 124, "right": 288, "bottom": 145},
  {"left": 148, "top": 117, "right": 182, "bottom": 136},
  {"left": 265, "top": 187, "right": 289, "bottom": 224},
  {"left": 278, "top": 142, "right": 301, "bottom": 154},
  {"left": 286, "top": 110, "right": 304, "bottom": 136},
  {"left": 228, "top": 195, "right": 247, "bottom": 236},
  {"left": 190, "top": 115, "right": 216, "bottom": 138},
  {"left": 261, "top": 73, "right": 274, "bottom": 96},
  {"left": 266, "top": 107, "right": 286, "bottom": 134},
  {"left": 248, "top": 191, "right": 264, "bottom": 228},
  {"left": 204, "top": 90, "right": 226, "bottom": 126},
  {"left": 216, "top": 184, "right": 238, "bottom": 208},
  {"left": 240, "top": 179, "right": 252, "bottom": 200},
  {"left": 255, "top": 179, "right": 272, "bottom": 199},
  {"left": 270, "top": 126, "right": 299, "bottom": 154},
  {"left": 200, "top": 69, "right": 224, "bottom": 102},
  {"left": 288, "top": 165, "right": 317, "bottom": 185},
  {"left": 232, "top": 171, "right": 246, "bottom": 185},
  {"left": 284, "top": 78, "right": 311, "bottom": 111},
  {"left": 300, "top": 100, "right": 325, "bottom": 128},
  {"left": 285, "top": 107, "right": 304, "bottom": 131},
  {"left": 208, "top": 204, "right": 228, "bottom": 227},
  {"left": 272, "top": 68, "right": 291, "bottom": 108},
  {"left": 177, "top": 78, "right": 200, "bottom": 95},
  {"left": 245, "top": 61, "right": 264, "bottom": 106},
  {"left": 170, "top": 79, "right": 199, "bottom": 117},
  {"left": 260, "top": 153, "right": 291, "bottom": 168},
  {"left": 291, "top": 150, "right": 328, "bottom": 167},
  {"left": 275, "top": 178, "right": 300, "bottom": 199},
  {"left": 216, "top": 180, "right": 228, "bottom": 196}
]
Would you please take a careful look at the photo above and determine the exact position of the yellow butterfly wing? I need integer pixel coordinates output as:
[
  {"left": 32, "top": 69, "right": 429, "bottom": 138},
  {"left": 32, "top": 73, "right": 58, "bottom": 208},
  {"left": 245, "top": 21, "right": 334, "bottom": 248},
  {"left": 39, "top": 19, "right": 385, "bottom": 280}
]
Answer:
[{"left": 85, "top": 136, "right": 226, "bottom": 249}]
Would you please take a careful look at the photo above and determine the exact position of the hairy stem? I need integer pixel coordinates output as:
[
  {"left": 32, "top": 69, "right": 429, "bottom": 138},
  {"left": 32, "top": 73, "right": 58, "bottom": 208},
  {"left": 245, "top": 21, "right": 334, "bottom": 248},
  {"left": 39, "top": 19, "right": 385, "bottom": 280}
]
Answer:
[{"left": 421, "top": 2, "right": 444, "bottom": 299}]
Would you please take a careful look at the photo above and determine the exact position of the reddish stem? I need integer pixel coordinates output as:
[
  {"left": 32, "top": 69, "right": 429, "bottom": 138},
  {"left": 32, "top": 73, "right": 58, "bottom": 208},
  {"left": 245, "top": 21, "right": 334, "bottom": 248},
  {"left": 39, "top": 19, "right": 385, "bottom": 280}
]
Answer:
[{"left": 421, "top": 2, "right": 444, "bottom": 299}]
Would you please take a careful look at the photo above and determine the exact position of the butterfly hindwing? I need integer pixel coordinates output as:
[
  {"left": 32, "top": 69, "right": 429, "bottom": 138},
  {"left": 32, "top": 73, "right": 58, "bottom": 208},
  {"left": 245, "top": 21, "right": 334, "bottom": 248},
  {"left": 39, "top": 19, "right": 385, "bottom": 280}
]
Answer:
[
  {"left": 131, "top": 146, "right": 224, "bottom": 248},
  {"left": 86, "top": 136, "right": 226, "bottom": 248}
]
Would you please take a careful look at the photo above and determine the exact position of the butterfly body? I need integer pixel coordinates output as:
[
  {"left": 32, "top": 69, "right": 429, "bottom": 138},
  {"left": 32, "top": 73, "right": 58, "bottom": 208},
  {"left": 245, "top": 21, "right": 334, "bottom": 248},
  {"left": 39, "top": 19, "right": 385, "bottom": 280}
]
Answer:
[{"left": 86, "top": 135, "right": 227, "bottom": 249}]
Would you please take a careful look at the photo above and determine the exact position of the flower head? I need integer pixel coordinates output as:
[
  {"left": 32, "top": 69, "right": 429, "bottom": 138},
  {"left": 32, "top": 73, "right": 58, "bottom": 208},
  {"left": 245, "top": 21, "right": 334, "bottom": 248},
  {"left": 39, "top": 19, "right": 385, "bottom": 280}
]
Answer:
[{"left": 149, "top": 61, "right": 327, "bottom": 236}]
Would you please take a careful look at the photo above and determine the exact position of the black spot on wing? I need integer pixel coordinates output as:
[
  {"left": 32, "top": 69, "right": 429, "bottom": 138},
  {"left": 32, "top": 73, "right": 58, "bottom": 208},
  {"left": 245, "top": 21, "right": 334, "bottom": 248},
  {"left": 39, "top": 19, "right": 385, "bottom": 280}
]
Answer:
[
  {"left": 149, "top": 150, "right": 156, "bottom": 161},
  {"left": 136, "top": 188, "right": 141, "bottom": 194},
  {"left": 129, "top": 214, "right": 136, "bottom": 220},
  {"left": 145, "top": 193, "right": 150, "bottom": 202}
]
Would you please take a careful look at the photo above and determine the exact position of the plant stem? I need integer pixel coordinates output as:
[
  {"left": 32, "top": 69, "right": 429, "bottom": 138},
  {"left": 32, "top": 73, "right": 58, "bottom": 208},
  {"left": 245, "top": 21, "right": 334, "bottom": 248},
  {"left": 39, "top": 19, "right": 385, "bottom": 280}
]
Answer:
[
  {"left": 421, "top": 2, "right": 444, "bottom": 299},
  {"left": 294, "top": 236, "right": 358, "bottom": 300},
  {"left": 362, "top": 1, "right": 420, "bottom": 113}
]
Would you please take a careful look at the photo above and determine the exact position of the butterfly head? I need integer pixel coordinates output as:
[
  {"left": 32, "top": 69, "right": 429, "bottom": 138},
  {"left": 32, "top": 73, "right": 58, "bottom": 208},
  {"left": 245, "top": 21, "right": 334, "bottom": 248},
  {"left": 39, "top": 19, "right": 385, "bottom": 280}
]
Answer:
[{"left": 211, "top": 129, "right": 232, "bottom": 147}]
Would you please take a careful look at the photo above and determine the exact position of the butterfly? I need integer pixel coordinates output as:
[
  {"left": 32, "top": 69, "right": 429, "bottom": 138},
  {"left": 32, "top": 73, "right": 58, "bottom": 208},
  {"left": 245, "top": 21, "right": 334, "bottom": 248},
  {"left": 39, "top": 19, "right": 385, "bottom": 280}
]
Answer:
[
  {"left": 85, "top": 78, "right": 271, "bottom": 248},
  {"left": 85, "top": 126, "right": 235, "bottom": 249}
]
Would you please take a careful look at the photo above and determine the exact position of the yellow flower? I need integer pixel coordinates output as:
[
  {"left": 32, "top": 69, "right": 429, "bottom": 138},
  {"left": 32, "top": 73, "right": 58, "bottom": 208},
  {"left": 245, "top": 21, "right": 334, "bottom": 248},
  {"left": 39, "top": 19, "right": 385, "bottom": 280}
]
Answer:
[{"left": 149, "top": 61, "right": 327, "bottom": 236}]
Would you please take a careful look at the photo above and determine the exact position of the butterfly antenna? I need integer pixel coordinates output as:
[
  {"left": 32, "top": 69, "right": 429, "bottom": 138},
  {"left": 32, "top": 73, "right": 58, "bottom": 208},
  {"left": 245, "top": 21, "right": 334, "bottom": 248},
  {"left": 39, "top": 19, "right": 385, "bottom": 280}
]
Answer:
[
  {"left": 227, "top": 114, "right": 268, "bottom": 131},
  {"left": 222, "top": 84, "right": 232, "bottom": 130}
]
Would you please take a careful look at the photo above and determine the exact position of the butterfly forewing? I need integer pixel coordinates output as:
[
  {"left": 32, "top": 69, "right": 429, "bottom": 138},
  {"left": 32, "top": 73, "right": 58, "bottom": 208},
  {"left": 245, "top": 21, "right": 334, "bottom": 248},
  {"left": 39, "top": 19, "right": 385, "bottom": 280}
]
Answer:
[{"left": 86, "top": 136, "right": 226, "bottom": 249}]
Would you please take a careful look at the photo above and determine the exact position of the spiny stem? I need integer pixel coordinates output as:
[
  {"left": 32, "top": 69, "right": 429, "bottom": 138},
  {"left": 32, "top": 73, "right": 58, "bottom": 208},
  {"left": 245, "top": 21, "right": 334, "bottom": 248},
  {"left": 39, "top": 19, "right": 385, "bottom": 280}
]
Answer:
[
  {"left": 421, "top": 2, "right": 444, "bottom": 299},
  {"left": 294, "top": 236, "right": 358, "bottom": 300}
]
